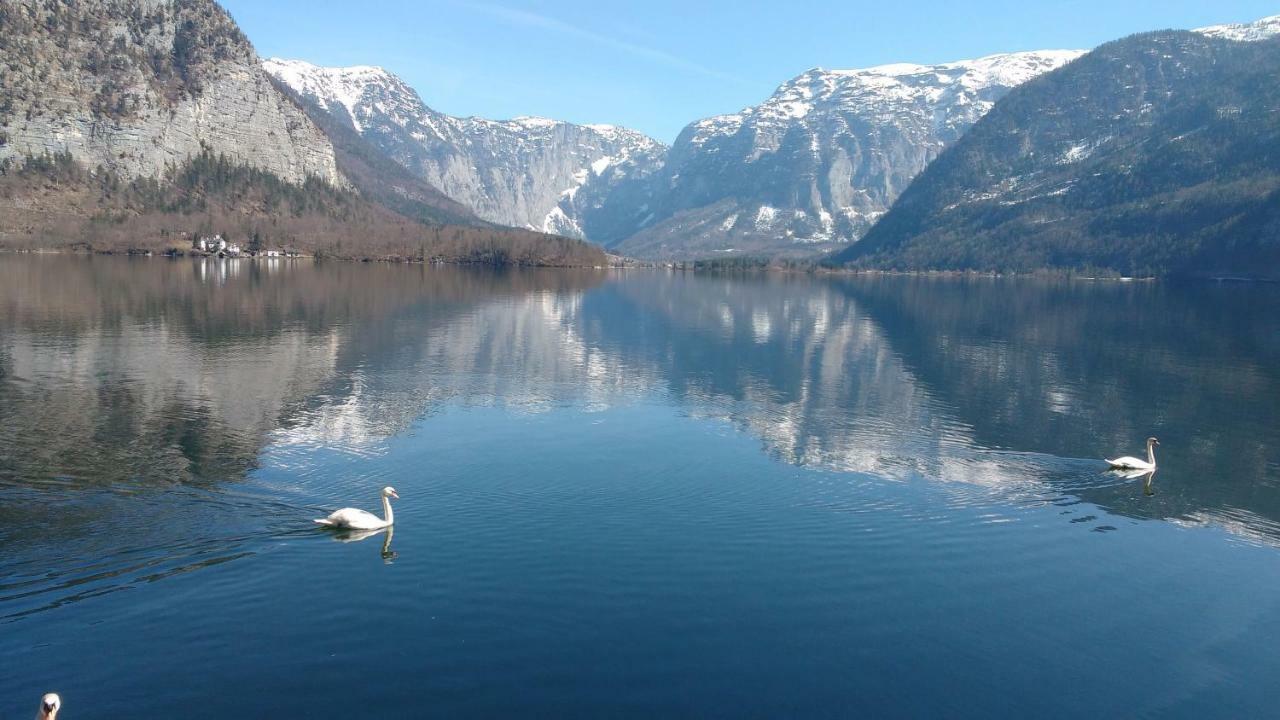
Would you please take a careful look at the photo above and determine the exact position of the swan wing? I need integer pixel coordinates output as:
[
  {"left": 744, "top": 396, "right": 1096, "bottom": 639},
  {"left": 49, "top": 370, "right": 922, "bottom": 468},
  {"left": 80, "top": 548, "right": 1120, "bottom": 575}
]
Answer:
[
  {"left": 317, "top": 508, "right": 386, "bottom": 530},
  {"left": 1107, "top": 456, "right": 1151, "bottom": 469}
]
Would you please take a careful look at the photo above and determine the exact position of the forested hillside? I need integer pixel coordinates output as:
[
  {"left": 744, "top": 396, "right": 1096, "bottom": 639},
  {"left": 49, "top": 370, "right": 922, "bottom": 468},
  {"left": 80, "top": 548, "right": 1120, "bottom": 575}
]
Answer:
[
  {"left": 0, "top": 148, "right": 606, "bottom": 266},
  {"left": 834, "top": 32, "right": 1280, "bottom": 277}
]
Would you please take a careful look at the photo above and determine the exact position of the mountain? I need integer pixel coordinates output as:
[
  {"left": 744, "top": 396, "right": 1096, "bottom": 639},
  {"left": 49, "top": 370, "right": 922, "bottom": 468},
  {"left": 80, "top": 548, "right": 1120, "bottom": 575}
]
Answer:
[
  {"left": 263, "top": 59, "right": 667, "bottom": 243},
  {"left": 0, "top": 0, "right": 604, "bottom": 266},
  {"left": 266, "top": 76, "right": 480, "bottom": 227},
  {"left": 832, "top": 27, "right": 1280, "bottom": 278},
  {"left": 1196, "top": 14, "right": 1280, "bottom": 42},
  {"left": 612, "top": 50, "right": 1083, "bottom": 260},
  {"left": 0, "top": 0, "right": 342, "bottom": 186}
]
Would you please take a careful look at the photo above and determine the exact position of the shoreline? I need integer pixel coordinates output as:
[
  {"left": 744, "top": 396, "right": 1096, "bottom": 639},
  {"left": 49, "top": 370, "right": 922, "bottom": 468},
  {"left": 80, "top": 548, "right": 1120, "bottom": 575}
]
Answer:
[
  {"left": 0, "top": 246, "right": 613, "bottom": 270},
  {"left": 4, "top": 247, "right": 1276, "bottom": 283}
]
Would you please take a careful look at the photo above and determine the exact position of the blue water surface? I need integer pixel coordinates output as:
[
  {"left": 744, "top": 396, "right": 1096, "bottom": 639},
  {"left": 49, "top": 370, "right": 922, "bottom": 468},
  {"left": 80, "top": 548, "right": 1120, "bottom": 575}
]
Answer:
[{"left": 2, "top": 256, "right": 1279, "bottom": 718}]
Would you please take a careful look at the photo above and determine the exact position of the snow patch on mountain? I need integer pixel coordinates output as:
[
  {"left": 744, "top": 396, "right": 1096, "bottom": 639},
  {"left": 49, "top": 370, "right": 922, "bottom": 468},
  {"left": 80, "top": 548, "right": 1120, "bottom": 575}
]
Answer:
[
  {"left": 264, "top": 59, "right": 396, "bottom": 133},
  {"left": 591, "top": 156, "right": 615, "bottom": 175},
  {"left": 1196, "top": 15, "right": 1280, "bottom": 42}
]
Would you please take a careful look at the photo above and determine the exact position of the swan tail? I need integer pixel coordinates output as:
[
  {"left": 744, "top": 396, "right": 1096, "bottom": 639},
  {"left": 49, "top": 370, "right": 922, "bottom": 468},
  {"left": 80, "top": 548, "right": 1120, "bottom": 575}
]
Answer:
[{"left": 313, "top": 518, "right": 336, "bottom": 526}]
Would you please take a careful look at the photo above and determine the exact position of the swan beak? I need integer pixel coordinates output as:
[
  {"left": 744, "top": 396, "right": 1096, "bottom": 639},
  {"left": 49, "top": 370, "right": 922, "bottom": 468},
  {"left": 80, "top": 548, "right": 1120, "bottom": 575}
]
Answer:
[{"left": 389, "top": 490, "right": 400, "bottom": 499}]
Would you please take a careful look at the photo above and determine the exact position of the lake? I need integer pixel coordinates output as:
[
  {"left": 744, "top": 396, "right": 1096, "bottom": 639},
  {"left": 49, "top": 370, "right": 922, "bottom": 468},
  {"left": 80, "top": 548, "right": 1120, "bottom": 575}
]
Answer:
[{"left": 2, "top": 255, "right": 1279, "bottom": 718}]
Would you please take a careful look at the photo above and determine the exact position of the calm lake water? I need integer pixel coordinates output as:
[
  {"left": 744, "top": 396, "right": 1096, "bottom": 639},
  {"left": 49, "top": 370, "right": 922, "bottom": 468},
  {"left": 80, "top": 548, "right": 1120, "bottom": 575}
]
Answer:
[{"left": 2, "top": 255, "right": 1280, "bottom": 718}]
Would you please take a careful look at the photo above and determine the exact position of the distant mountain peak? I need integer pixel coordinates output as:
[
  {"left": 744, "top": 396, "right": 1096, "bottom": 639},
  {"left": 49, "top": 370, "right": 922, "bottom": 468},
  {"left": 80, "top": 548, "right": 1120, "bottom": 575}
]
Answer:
[
  {"left": 1195, "top": 14, "right": 1280, "bottom": 42},
  {"left": 616, "top": 48, "right": 1083, "bottom": 260},
  {"left": 756, "top": 50, "right": 1085, "bottom": 123},
  {"left": 265, "top": 58, "right": 390, "bottom": 76},
  {"left": 265, "top": 59, "right": 666, "bottom": 241},
  {"left": 263, "top": 58, "right": 408, "bottom": 133}
]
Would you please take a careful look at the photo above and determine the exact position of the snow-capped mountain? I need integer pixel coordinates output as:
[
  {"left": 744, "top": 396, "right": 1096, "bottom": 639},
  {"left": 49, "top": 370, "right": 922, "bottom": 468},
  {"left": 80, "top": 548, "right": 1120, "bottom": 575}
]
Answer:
[
  {"left": 264, "top": 59, "right": 666, "bottom": 241},
  {"left": 1196, "top": 14, "right": 1280, "bottom": 42},
  {"left": 614, "top": 50, "right": 1084, "bottom": 259},
  {"left": 264, "top": 12, "right": 1277, "bottom": 261},
  {"left": 835, "top": 29, "right": 1280, "bottom": 277}
]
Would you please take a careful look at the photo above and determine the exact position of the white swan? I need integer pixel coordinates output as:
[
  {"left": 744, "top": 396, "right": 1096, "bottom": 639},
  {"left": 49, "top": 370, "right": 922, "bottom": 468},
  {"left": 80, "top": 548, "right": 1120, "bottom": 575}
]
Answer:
[
  {"left": 1107, "top": 437, "right": 1159, "bottom": 471},
  {"left": 36, "top": 693, "right": 61, "bottom": 720},
  {"left": 314, "top": 486, "right": 399, "bottom": 530}
]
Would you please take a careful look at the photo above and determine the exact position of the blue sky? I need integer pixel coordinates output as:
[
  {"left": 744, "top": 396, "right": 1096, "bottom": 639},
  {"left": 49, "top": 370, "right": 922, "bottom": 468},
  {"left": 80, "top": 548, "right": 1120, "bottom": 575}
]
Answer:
[{"left": 221, "top": 1, "right": 1278, "bottom": 143}]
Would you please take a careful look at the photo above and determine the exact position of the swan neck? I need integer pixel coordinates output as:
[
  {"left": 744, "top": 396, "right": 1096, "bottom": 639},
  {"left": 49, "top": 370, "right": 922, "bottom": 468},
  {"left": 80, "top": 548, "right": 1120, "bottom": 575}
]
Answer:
[
  {"left": 382, "top": 495, "right": 394, "bottom": 525},
  {"left": 1148, "top": 443, "right": 1156, "bottom": 466}
]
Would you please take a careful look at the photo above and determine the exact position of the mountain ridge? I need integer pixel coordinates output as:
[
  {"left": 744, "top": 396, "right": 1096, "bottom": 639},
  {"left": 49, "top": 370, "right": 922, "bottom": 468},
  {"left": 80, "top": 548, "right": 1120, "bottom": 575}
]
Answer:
[
  {"left": 263, "top": 58, "right": 667, "bottom": 242},
  {"left": 1196, "top": 14, "right": 1280, "bottom": 42},
  {"left": 259, "top": 11, "right": 1280, "bottom": 267},
  {"left": 611, "top": 49, "right": 1085, "bottom": 259},
  {"left": 265, "top": 73, "right": 482, "bottom": 227},
  {"left": 831, "top": 29, "right": 1280, "bottom": 277}
]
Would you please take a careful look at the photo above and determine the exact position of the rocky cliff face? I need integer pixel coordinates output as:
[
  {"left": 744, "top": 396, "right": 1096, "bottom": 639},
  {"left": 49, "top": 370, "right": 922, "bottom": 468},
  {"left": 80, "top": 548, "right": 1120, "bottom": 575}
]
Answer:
[
  {"left": 263, "top": 59, "right": 666, "bottom": 242},
  {"left": 614, "top": 50, "right": 1084, "bottom": 259},
  {"left": 0, "top": 0, "right": 342, "bottom": 186}
]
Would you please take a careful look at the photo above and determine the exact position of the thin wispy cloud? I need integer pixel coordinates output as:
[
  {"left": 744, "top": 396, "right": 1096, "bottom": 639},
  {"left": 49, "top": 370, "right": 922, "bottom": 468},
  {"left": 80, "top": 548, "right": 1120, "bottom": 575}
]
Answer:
[{"left": 456, "top": 2, "right": 744, "bottom": 84}]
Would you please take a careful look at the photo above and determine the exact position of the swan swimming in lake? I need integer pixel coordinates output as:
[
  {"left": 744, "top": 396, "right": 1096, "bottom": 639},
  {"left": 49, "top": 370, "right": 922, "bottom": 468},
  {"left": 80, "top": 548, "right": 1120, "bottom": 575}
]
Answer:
[
  {"left": 36, "top": 693, "right": 60, "bottom": 720},
  {"left": 314, "top": 486, "right": 399, "bottom": 530},
  {"left": 1107, "top": 437, "right": 1159, "bottom": 471}
]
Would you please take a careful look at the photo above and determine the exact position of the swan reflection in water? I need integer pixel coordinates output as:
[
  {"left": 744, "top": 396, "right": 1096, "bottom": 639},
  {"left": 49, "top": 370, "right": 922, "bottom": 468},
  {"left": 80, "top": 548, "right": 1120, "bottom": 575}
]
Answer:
[
  {"left": 329, "top": 525, "right": 398, "bottom": 563},
  {"left": 1111, "top": 467, "right": 1157, "bottom": 496}
]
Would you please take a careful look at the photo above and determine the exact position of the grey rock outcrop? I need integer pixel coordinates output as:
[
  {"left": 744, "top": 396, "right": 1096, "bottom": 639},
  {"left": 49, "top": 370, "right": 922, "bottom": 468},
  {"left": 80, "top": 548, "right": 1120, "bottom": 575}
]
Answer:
[{"left": 0, "top": 0, "right": 342, "bottom": 186}]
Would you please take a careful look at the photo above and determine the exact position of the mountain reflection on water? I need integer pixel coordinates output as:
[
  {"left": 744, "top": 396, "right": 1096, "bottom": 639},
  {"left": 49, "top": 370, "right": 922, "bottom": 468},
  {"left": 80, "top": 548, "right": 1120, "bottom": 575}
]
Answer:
[
  {"left": 0, "top": 257, "right": 609, "bottom": 487},
  {"left": 0, "top": 258, "right": 613, "bottom": 620},
  {"left": 2, "top": 256, "right": 1279, "bottom": 614},
  {"left": 582, "top": 272, "right": 1280, "bottom": 540},
  {"left": 6, "top": 255, "right": 1280, "bottom": 718}
]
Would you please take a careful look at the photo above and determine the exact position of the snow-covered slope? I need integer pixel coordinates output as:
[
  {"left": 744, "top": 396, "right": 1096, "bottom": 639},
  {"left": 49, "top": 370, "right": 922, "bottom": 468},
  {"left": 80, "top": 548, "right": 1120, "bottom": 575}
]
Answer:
[
  {"left": 264, "top": 59, "right": 666, "bottom": 241},
  {"left": 265, "top": 11, "right": 1278, "bottom": 260},
  {"left": 1196, "top": 14, "right": 1280, "bottom": 42},
  {"left": 615, "top": 50, "right": 1084, "bottom": 259}
]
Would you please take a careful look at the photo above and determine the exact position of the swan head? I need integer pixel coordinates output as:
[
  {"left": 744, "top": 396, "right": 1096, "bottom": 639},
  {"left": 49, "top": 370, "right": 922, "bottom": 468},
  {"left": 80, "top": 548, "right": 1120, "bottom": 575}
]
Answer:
[
  {"left": 382, "top": 486, "right": 399, "bottom": 500},
  {"left": 1147, "top": 437, "right": 1160, "bottom": 447},
  {"left": 38, "top": 693, "right": 61, "bottom": 720}
]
